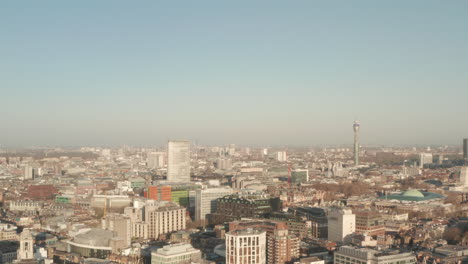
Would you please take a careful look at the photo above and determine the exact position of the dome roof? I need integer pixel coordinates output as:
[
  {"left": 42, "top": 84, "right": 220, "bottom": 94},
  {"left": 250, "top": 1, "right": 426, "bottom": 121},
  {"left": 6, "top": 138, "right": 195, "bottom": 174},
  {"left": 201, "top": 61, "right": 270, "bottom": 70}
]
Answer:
[
  {"left": 72, "top": 228, "right": 115, "bottom": 247},
  {"left": 402, "top": 189, "right": 425, "bottom": 198}
]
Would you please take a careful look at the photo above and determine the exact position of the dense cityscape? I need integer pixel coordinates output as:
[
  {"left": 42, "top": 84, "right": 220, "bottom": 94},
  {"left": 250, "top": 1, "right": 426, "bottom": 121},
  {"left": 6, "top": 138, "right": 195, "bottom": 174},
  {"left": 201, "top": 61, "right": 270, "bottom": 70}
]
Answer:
[
  {"left": 0, "top": 125, "right": 467, "bottom": 264},
  {"left": 2, "top": 1, "right": 468, "bottom": 264}
]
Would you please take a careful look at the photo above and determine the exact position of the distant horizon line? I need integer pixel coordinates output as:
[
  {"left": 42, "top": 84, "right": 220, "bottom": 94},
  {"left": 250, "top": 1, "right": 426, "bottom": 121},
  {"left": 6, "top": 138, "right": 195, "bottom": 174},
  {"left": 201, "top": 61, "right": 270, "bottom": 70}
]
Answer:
[{"left": 0, "top": 142, "right": 464, "bottom": 150}]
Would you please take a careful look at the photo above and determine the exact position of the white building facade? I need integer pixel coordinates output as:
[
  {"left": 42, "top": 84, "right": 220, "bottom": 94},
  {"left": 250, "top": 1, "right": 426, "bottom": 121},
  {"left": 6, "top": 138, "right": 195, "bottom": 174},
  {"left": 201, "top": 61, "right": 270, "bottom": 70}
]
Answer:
[
  {"left": 195, "top": 187, "right": 233, "bottom": 221},
  {"left": 327, "top": 208, "right": 355, "bottom": 243},
  {"left": 226, "top": 229, "right": 266, "bottom": 264},
  {"left": 167, "top": 141, "right": 191, "bottom": 182},
  {"left": 151, "top": 243, "right": 201, "bottom": 264}
]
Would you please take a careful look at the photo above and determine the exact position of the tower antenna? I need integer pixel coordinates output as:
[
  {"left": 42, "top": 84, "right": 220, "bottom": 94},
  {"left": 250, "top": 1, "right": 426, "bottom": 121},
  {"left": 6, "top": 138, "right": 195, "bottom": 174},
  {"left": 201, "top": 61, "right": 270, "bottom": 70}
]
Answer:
[{"left": 353, "top": 120, "right": 360, "bottom": 166}]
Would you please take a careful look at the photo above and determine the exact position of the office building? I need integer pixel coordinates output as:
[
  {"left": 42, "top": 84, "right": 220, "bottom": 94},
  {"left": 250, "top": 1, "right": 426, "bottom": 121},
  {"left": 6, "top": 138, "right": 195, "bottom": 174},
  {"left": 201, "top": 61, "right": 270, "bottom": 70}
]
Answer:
[
  {"left": 268, "top": 212, "right": 311, "bottom": 239},
  {"left": 102, "top": 214, "right": 132, "bottom": 247},
  {"left": 147, "top": 152, "right": 166, "bottom": 169},
  {"left": 209, "top": 193, "right": 282, "bottom": 225},
  {"left": 419, "top": 153, "right": 433, "bottom": 168},
  {"left": 334, "top": 246, "right": 416, "bottom": 264},
  {"left": 216, "top": 158, "right": 233, "bottom": 170},
  {"left": 23, "top": 166, "right": 35, "bottom": 180},
  {"left": 151, "top": 243, "right": 201, "bottom": 264},
  {"left": 327, "top": 208, "right": 355, "bottom": 243},
  {"left": 354, "top": 210, "right": 385, "bottom": 237},
  {"left": 291, "top": 169, "right": 309, "bottom": 184},
  {"left": 146, "top": 183, "right": 200, "bottom": 207},
  {"left": 167, "top": 141, "right": 191, "bottom": 182},
  {"left": 353, "top": 121, "right": 360, "bottom": 166},
  {"left": 0, "top": 241, "right": 18, "bottom": 264},
  {"left": 90, "top": 195, "right": 132, "bottom": 210},
  {"left": 460, "top": 167, "right": 468, "bottom": 188},
  {"left": 464, "top": 138, "right": 468, "bottom": 165},
  {"left": 144, "top": 201, "right": 186, "bottom": 239},
  {"left": 226, "top": 228, "right": 266, "bottom": 264},
  {"left": 276, "top": 151, "right": 287, "bottom": 162},
  {"left": 288, "top": 207, "right": 328, "bottom": 239},
  {"left": 195, "top": 187, "right": 233, "bottom": 221}
]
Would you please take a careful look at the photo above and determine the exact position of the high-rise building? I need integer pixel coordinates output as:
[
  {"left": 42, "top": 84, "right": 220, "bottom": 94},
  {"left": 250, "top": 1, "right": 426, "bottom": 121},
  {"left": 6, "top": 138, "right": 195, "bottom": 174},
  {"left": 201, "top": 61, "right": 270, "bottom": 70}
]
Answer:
[
  {"left": 23, "top": 166, "right": 35, "bottom": 180},
  {"left": 353, "top": 121, "right": 360, "bottom": 166},
  {"left": 327, "top": 208, "right": 355, "bottom": 243},
  {"left": 230, "top": 219, "right": 299, "bottom": 264},
  {"left": 226, "top": 228, "right": 266, "bottom": 264},
  {"left": 167, "top": 141, "right": 191, "bottom": 182},
  {"left": 276, "top": 151, "right": 287, "bottom": 162},
  {"left": 195, "top": 187, "right": 233, "bottom": 221},
  {"left": 151, "top": 243, "right": 201, "bottom": 264},
  {"left": 147, "top": 152, "right": 166, "bottom": 169},
  {"left": 464, "top": 138, "right": 468, "bottom": 165},
  {"left": 216, "top": 158, "right": 233, "bottom": 170},
  {"left": 102, "top": 213, "right": 132, "bottom": 247},
  {"left": 460, "top": 167, "right": 468, "bottom": 188},
  {"left": 17, "top": 229, "right": 34, "bottom": 261},
  {"left": 419, "top": 153, "right": 433, "bottom": 168}
]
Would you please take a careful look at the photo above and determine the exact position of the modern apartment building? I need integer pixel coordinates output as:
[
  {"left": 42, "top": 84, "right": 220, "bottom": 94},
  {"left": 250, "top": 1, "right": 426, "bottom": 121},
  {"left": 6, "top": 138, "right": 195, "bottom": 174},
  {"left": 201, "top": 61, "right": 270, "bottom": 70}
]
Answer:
[
  {"left": 226, "top": 228, "right": 266, "bottom": 264},
  {"left": 229, "top": 219, "right": 299, "bottom": 264}
]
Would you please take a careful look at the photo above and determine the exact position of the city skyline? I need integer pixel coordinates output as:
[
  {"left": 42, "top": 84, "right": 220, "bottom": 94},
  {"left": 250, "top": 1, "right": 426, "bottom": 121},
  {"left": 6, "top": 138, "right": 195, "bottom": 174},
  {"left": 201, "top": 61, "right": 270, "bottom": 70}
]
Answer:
[
  {"left": 2, "top": 1, "right": 468, "bottom": 146},
  {"left": 1, "top": 2, "right": 468, "bottom": 263}
]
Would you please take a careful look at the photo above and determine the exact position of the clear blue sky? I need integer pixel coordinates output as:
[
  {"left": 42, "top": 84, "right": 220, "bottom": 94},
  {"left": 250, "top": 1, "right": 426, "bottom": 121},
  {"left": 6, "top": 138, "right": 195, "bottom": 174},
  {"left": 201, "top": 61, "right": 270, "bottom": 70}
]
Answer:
[{"left": 1, "top": 1, "right": 467, "bottom": 147}]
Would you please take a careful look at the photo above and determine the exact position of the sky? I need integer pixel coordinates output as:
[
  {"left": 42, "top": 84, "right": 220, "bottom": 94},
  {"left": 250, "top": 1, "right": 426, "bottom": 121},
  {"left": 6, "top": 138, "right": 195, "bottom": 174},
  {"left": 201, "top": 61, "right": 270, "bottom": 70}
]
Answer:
[{"left": 1, "top": 1, "right": 468, "bottom": 147}]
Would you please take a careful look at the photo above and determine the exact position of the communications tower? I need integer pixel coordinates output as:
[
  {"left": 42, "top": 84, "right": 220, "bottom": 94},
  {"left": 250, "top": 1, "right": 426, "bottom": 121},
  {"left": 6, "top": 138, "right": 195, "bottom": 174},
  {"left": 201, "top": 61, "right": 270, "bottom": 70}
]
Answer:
[{"left": 353, "top": 121, "right": 360, "bottom": 166}]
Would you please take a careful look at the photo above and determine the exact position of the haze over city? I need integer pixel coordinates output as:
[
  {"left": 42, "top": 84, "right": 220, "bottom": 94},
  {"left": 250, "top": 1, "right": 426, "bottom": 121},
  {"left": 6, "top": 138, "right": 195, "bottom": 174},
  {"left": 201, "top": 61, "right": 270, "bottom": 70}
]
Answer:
[
  {"left": 2, "top": 2, "right": 468, "bottom": 264},
  {"left": 2, "top": 1, "right": 468, "bottom": 147}
]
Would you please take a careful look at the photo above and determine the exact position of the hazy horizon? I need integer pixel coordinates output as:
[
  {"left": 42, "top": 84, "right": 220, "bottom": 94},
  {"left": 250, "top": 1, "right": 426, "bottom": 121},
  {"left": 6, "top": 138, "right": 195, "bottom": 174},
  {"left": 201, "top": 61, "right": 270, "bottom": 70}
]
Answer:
[{"left": 2, "top": 1, "right": 468, "bottom": 146}]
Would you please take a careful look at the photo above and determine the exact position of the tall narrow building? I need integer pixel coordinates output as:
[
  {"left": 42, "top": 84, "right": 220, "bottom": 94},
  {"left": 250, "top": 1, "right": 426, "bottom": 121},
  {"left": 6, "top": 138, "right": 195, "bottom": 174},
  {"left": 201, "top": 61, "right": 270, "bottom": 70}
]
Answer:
[
  {"left": 353, "top": 121, "right": 360, "bottom": 166},
  {"left": 463, "top": 138, "right": 468, "bottom": 165},
  {"left": 226, "top": 228, "right": 266, "bottom": 264},
  {"left": 17, "top": 229, "right": 34, "bottom": 260},
  {"left": 167, "top": 141, "right": 191, "bottom": 182}
]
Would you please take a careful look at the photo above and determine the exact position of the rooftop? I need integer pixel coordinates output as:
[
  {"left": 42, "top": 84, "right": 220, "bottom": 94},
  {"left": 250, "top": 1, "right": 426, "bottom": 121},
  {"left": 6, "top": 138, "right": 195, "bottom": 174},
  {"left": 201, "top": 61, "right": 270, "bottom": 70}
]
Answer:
[
  {"left": 227, "top": 228, "right": 266, "bottom": 236},
  {"left": 71, "top": 228, "right": 115, "bottom": 248},
  {"left": 152, "top": 243, "right": 199, "bottom": 256},
  {"left": 402, "top": 189, "right": 425, "bottom": 198},
  {"left": 380, "top": 190, "right": 444, "bottom": 201}
]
